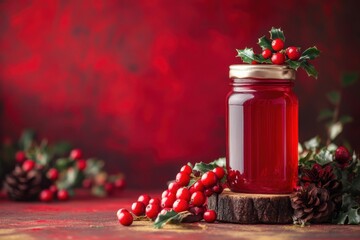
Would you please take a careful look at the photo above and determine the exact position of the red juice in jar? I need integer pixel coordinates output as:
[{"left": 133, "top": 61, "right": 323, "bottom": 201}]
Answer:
[{"left": 226, "top": 65, "right": 298, "bottom": 194}]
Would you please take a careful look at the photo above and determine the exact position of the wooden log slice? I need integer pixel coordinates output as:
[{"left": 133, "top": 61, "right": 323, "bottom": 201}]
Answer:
[{"left": 208, "top": 188, "right": 293, "bottom": 224}]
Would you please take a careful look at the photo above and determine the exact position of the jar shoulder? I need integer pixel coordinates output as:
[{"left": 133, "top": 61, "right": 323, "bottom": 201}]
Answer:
[{"left": 227, "top": 91, "right": 298, "bottom": 105}]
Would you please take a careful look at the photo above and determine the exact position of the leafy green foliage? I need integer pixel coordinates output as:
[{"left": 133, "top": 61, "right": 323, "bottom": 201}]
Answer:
[
  {"left": 153, "top": 210, "right": 191, "bottom": 229},
  {"left": 300, "top": 61, "right": 318, "bottom": 78},
  {"left": 339, "top": 115, "right": 353, "bottom": 124},
  {"left": 193, "top": 157, "right": 226, "bottom": 174},
  {"left": 286, "top": 59, "right": 301, "bottom": 70},
  {"left": 326, "top": 91, "right": 341, "bottom": 105},
  {"left": 257, "top": 36, "right": 272, "bottom": 50},
  {"left": 298, "top": 136, "right": 360, "bottom": 225},
  {"left": 269, "top": 27, "right": 285, "bottom": 41},
  {"left": 299, "top": 47, "right": 320, "bottom": 60},
  {"left": 1, "top": 129, "right": 125, "bottom": 199},
  {"left": 341, "top": 72, "right": 359, "bottom": 87},
  {"left": 236, "top": 27, "right": 319, "bottom": 78},
  {"left": 317, "top": 109, "right": 334, "bottom": 121}
]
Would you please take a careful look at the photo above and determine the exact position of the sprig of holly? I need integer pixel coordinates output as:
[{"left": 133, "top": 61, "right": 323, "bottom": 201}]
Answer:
[
  {"left": 0, "top": 130, "right": 126, "bottom": 201},
  {"left": 236, "top": 27, "right": 320, "bottom": 78},
  {"left": 116, "top": 158, "right": 227, "bottom": 228}
]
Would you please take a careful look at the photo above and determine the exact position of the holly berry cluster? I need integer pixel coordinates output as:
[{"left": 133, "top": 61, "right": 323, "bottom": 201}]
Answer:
[
  {"left": 237, "top": 27, "right": 320, "bottom": 78},
  {"left": 116, "top": 159, "right": 226, "bottom": 228},
  {"left": 1, "top": 130, "right": 126, "bottom": 201}
]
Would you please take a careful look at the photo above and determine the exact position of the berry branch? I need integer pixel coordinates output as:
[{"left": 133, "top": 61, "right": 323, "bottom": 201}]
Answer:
[
  {"left": 236, "top": 27, "right": 320, "bottom": 78},
  {"left": 116, "top": 158, "right": 226, "bottom": 228}
]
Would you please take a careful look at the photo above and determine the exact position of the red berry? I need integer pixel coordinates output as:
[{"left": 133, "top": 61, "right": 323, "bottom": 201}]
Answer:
[
  {"left": 271, "top": 53, "right": 285, "bottom": 65},
  {"left": 49, "top": 185, "right": 58, "bottom": 194},
  {"left": 193, "top": 181, "right": 205, "bottom": 192},
  {"left": 204, "top": 188, "right": 213, "bottom": 197},
  {"left": 176, "top": 187, "right": 191, "bottom": 201},
  {"left": 77, "top": 159, "right": 87, "bottom": 171},
  {"left": 213, "top": 167, "right": 225, "bottom": 180},
  {"left": 201, "top": 171, "right": 218, "bottom": 188},
  {"left": 189, "top": 186, "right": 196, "bottom": 194},
  {"left": 172, "top": 199, "right": 189, "bottom": 213},
  {"left": 116, "top": 208, "right": 129, "bottom": 219},
  {"left": 105, "top": 182, "right": 114, "bottom": 194},
  {"left": 161, "top": 190, "right": 169, "bottom": 199},
  {"left": 180, "top": 165, "right": 192, "bottom": 175},
  {"left": 15, "top": 151, "right": 26, "bottom": 163},
  {"left": 189, "top": 206, "right": 205, "bottom": 217},
  {"left": 286, "top": 46, "right": 301, "bottom": 60},
  {"left": 175, "top": 172, "right": 190, "bottom": 187},
  {"left": 271, "top": 38, "right": 284, "bottom": 51},
  {"left": 251, "top": 60, "right": 257, "bottom": 64},
  {"left": 39, "top": 189, "right": 53, "bottom": 202},
  {"left": 57, "top": 189, "right": 69, "bottom": 201},
  {"left": 131, "top": 201, "right": 146, "bottom": 216},
  {"left": 149, "top": 198, "right": 161, "bottom": 205},
  {"left": 212, "top": 184, "right": 223, "bottom": 194},
  {"left": 262, "top": 49, "right": 272, "bottom": 59},
  {"left": 335, "top": 146, "right": 351, "bottom": 165},
  {"left": 203, "top": 210, "right": 217, "bottom": 223},
  {"left": 114, "top": 178, "right": 126, "bottom": 190},
  {"left": 22, "top": 160, "right": 35, "bottom": 172},
  {"left": 161, "top": 195, "right": 176, "bottom": 208},
  {"left": 168, "top": 182, "right": 180, "bottom": 193},
  {"left": 146, "top": 203, "right": 161, "bottom": 219},
  {"left": 190, "top": 191, "right": 206, "bottom": 207},
  {"left": 82, "top": 178, "right": 93, "bottom": 189},
  {"left": 70, "top": 149, "right": 83, "bottom": 160},
  {"left": 118, "top": 211, "right": 133, "bottom": 226},
  {"left": 138, "top": 194, "right": 151, "bottom": 205},
  {"left": 47, "top": 168, "right": 59, "bottom": 181}
]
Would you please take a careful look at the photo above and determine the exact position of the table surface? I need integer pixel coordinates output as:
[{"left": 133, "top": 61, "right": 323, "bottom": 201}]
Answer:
[{"left": 0, "top": 190, "right": 359, "bottom": 240}]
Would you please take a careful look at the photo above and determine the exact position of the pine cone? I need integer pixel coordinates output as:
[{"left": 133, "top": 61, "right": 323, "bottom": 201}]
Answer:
[
  {"left": 4, "top": 165, "right": 51, "bottom": 201},
  {"left": 291, "top": 184, "right": 335, "bottom": 225},
  {"left": 300, "top": 163, "right": 342, "bottom": 208}
]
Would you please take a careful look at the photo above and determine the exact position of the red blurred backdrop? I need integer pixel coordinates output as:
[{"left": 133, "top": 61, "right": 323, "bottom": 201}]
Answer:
[{"left": 1, "top": 0, "right": 359, "bottom": 188}]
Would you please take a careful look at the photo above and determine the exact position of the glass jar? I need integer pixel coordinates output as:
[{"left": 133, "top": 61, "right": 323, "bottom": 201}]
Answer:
[{"left": 226, "top": 65, "right": 298, "bottom": 194}]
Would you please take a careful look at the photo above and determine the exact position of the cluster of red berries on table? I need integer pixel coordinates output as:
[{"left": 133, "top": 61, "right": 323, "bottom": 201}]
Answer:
[
  {"left": 260, "top": 39, "right": 301, "bottom": 65},
  {"left": 116, "top": 164, "right": 226, "bottom": 227},
  {"left": 16, "top": 154, "right": 71, "bottom": 202}
]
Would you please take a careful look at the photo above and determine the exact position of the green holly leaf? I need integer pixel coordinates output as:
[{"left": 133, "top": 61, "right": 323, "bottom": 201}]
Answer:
[
  {"left": 300, "top": 61, "right": 318, "bottom": 78},
  {"left": 85, "top": 158, "right": 105, "bottom": 176},
  {"left": 91, "top": 185, "right": 107, "bottom": 197},
  {"left": 19, "top": 129, "right": 36, "bottom": 150},
  {"left": 52, "top": 141, "right": 72, "bottom": 156},
  {"left": 236, "top": 48, "right": 256, "bottom": 64},
  {"left": 269, "top": 27, "right": 285, "bottom": 41},
  {"left": 314, "top": 148, "right": 333, "bottom": 165},
  {"left": 317, "top": 108, "right": 334, "bottom": 121},
  {"left": 299, "top": 47, "right": 320, "bottom": 61},
  {"left": 286, "top": 59, "right": 302, "bottom": 70},
  {"left": 326, "top": 90, "right": 341, "bottom": 105},
  {"left": 341, "top": 72, "right": 358, "bottom": 87},
  {"left": 257, "top": 36, "right": 272, "bottom": 50},
  {"left": 236, "top": 48, "right": 271, "bottom": 64},
  {"left": 339, "top": 115, "right": 353, "bottom": 124},
  {"left": 153, "top": 210, "right": 192, "bottom": 229},
  {"left": 193, "top": 157, "right": 226, "bottom": 174},
  {"left": 55, "top": 158, "right": 73, "bottom": 170}
]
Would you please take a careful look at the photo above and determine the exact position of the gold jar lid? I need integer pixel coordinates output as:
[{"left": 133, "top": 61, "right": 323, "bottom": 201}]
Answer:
[{"left": 229, "top": 64, "right": 295, "bottom": 80}]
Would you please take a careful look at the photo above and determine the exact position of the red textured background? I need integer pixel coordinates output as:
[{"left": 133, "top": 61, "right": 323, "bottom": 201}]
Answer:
[{"left": 1, "top": 0, "right": 359, "bottom": 188}]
